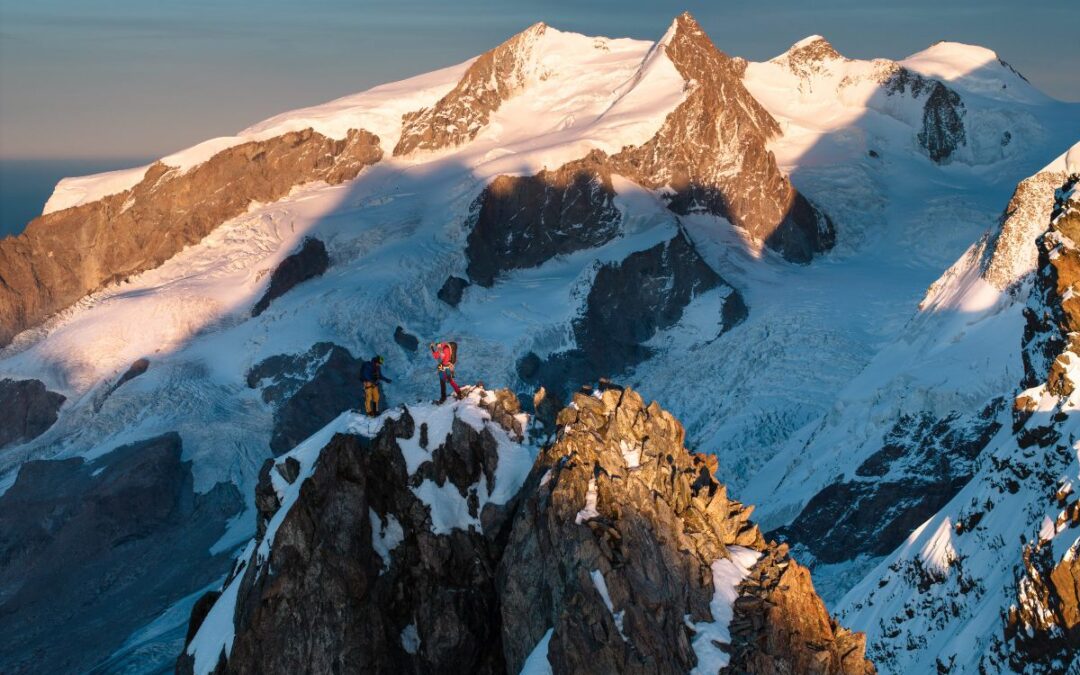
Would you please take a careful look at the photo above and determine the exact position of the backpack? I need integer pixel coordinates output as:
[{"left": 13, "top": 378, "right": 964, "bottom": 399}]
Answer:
[{"left": 447, "top": 341, "right": 458, "bottom": 366}]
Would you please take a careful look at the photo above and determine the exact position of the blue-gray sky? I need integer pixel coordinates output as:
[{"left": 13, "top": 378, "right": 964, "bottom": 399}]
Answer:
[{"left": 1, "top": 0, "right": 1077, "bottom": 159}]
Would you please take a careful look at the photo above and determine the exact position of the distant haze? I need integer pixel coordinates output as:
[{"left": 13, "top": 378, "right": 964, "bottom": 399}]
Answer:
[{"left": 0, "top": 0, "right": 1077, "bottom": 162}]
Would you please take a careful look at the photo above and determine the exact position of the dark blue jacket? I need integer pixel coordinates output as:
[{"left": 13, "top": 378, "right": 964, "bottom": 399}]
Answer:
[{"left": 360, "top": 360, "right": 389, "bottom": 384}]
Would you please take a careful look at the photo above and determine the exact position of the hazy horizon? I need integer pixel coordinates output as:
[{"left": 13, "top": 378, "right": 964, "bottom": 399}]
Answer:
[{"left": 1, "top": 0, "right": 1077, "bottom": 162}]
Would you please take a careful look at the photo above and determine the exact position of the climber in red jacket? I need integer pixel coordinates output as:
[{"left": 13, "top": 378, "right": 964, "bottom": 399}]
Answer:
[{"left": 430, "top": 341, "right": 462, "bottom": 403}]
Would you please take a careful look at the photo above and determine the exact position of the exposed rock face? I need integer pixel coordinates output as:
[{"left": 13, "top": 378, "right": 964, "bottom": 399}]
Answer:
[
  {"left": 246, "top": 342, "right": 366, "bottom": 455},
  {"left": 225, "top": 425, "right": 508, "bottom": 675},
  {"left": 92, "top": 357, "right": 150, "bottom": 412},
  {"left": 1005, "top": 534, "right": 1080, "bottom": 671},
  {"left": 918, "top": 84, "right": 967, "bottom": 164},
  {"left": 0, "top": 433, "right": 241, "bottom": 675},
  {"left": 177, "top": 390, "right": 529, "bottom": 675},
  {"left": 777, "top": 36, "right": 849, "bottom": 78},
  {"left": 835, "top": 173, "right": 1080, "bottom": 674},
  {"left": 444, "top": 14, "right": 833, "bottom": 268},
  {"left": 727, "top": 545, "right": 874, "bottom": 674},
  {"left": 608, "top": 13, "right": 834, "bottom": 263},
  {"left": 500, "top": 388, "right": 871, "bottom": 674},
  {"left": 394, "top": 325, "right": 420, "bottom": 352},
  {"left": 251, "top": 237, "right": 330, "bottom": 317},
  {"left": 0, "top": 128, "right": 382, "bottom": 347},
  {"left": 0, "top": 378, "right": 66, "bottom": 449},
  {"left": 394, "top": 22, "right": 547, "bottom": 156},
  {"left": 178, "top": 388, "right": 872, "bottom": 674},
  {"left": 1022, "top": 174, "right": 1080, "bottom": 390},
  {"left": 880, "top": 65, "right": 967, "bottom": 164},
  {"left": 437, "top": 275, "right": 470, "bottom": 307},
  {"left": 466, "top": 154, "right": 621, "bottom": 286},
  {"left": 998, "top": 174, "right": 1080, "bottom": 669},
  {"left": 981, "top": 170, "right": 1068, "bottom": 291},
  {"left": 519, "top": 230, "right": 746, "bottom": 397},
  {"left": 776, "top": 400, "right": 1004, "bottom": 565}
]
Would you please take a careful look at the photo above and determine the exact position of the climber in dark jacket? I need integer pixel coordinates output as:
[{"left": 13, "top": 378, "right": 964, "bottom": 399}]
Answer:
[
  {"left": 360, "top": 355, "right": 392, "bottom": 417},
  {"left": 430, "top": 341, "right": 462, "bottom": 403}
]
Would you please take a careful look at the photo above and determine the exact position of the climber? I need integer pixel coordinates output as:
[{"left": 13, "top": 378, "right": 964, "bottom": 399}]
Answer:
[
  {"left": 360, "top": 355, "right": 392, "bottom": 417},
  {"left": 430, "top": 341, "right": 462, "bottom": 403}
]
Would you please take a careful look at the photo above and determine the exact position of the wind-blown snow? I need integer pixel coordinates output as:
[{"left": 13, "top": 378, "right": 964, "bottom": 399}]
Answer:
[
  {"left": 901, "top": 42, "right": 1048, "bottom": 104},
  {"left": 919, "top": 517, "right": 958, "bottom": 577},
  {"left": 689, "top": 546, "right": 761, "bottom": 674},
  {"left": 1042, "top": 140, "right": 1080, "bottom": 174}
]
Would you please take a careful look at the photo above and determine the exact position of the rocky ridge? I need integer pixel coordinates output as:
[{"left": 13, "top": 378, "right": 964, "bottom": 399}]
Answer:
[
  {"left": 453, "top": 14, "right": 833, "bottom": 272},
  {"left": 606, "top": 14, "right": 833, "bottom": 263},
  {"left": 178, "top": 387, "right": 872, "bottom": 674},
  {"left": 0, "top": 128, "right": 381, "bottom": 347},
  {"left": 394, "top": 22, "right": 547, "bottom": 156},
  {"left": 834, "top": 172, "right": 1080, "bottom": 673}
]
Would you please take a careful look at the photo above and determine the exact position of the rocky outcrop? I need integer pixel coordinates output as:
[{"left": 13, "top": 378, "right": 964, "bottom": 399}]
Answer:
[
  {"left": 1021, "top": 173, "right": 1080, "bottom": 389},
  {"left": 1005, "top": 533, "right": 1080, "bottom": 671},
  {"left": 834, "top": 172, "right": 1080, "bottom": 674},
  {"left": 0, "top": 433, "right": 241, "bottom": 675},
  {"left": 394, "top": 325, "right": 420, "bottom": 352},
  {"left": 608, "top": 13, "right": 834, "bottom": 263},
  {"left": 251, "top": 237, "right": 330, "bottom": 317},
  {"left": 727, "top": 545, "right": 874, "bottom": 674},
  {"left": 177, "top": 390, "right": 531, "bottom": 675},
  {"left": 246, "top": 342, "right": 367, "bottom": 455},
  {"left": 437, "top": 275, "right": 470, "bottom": 307},
  {"left": 998, "top": 173, "right": 1080, "bottom": 669},
  {"left": 178, "top": 388, "right": 872, "bottom": 674},
  {"left": 0, "top": 128, "right": 382, "bottom": 347},
  {"left": 776, "top": 399, "right": 1004, "bottom": 565},
  {"left": 775, "top": 36, "right": 849, "bottom": 79},
  {"left": 92, "top": 357, "right": 150, "bottom": 412},
  {"left": 465, "top": 154, "right": 620, "bottom": 287},
  {"left": 394, "top": 22, "right": 547, "bottom": 156},
  {"left": 880, "top": 65, "right": 967, "bottom": 164},
  {"left": 981, "top": 170, "right": 1068, "bottom": 291},
  {"left": 0, "top": 378, "right": 66, "bottom": 449},
  {"left": 917, "top": 83, "right": 967, "bottom": 164},
  {"left": 519, "top": 230, "right": 746, "bottom": 397},
  {"left": 500, "top": 387, "right": 872, "bottom": 674}
]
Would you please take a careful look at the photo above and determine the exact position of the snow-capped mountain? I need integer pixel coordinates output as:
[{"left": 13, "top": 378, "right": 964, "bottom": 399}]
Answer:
[{"left": 0, "top": 11, "right": 1078, "bottom": 674}]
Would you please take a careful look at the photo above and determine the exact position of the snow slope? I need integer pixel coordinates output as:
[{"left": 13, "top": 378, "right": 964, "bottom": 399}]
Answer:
[{"left": 831, "top": 167, "right": 1080, "bottom": 674}]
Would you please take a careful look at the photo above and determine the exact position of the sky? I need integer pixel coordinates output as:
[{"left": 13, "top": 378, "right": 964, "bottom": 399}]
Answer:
[{"left": 0, "top": 0, "right": 1077, "bottom": 160}]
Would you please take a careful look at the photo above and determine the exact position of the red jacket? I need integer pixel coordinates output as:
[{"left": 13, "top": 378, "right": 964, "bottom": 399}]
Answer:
[{"left": 432, "top": 343, "right": 453, "bottom": 367}]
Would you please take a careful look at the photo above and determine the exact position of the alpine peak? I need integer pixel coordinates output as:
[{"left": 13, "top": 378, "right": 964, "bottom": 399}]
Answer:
[{"left": 784, "top": 34, "right": 844, "bottom": 60}]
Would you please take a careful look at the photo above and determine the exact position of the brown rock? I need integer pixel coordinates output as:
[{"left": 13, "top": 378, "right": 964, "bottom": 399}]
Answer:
[
  {"left": 608, "top": 13, "right": 834, "bottom": 263},
  {"left": 394, "top": 22, "right": 547, "bottom": 156},
  {"left": 0, "top": 128, "right": 382, "bottom": 347}
]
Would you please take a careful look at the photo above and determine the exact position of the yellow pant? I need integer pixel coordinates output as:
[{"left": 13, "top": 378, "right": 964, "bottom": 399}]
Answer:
[{"left": 363, "top": 382, "right": 380, "bottom": 415}]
